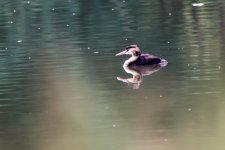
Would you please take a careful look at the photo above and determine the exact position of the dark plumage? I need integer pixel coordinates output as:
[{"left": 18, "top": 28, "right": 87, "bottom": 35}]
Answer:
[{"left": 129, "top": 53, "right": 162, "bottom": 66}]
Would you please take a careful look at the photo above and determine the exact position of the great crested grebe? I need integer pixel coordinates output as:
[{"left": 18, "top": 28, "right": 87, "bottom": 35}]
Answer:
[{"left": 116, "top": 45, "right": 168, "bottom": 67}]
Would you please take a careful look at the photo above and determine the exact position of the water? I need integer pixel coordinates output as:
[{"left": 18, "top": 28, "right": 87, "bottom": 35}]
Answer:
[{"left": 0, "top": 0, "right": 225, "bottom": 150}]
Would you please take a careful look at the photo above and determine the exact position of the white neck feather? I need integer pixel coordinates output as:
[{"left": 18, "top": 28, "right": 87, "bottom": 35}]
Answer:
[{"left": 123, "top": 56, "right": 139, "bottom": 67}]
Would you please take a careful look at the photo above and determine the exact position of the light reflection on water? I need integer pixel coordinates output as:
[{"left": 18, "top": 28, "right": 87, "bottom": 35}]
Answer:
[{"left": 0, "top": 0, "right": 225, "bottom": 150}]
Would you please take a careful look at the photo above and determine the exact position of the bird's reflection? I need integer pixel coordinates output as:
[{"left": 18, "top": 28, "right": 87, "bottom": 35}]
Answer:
[{"left": 117, "top": 64, "right": 167, "bottom": 89}]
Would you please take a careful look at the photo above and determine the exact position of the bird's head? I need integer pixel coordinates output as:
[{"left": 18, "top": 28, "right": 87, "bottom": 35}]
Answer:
[{"left": 116, "top": 45, "right": 141, "bottom": 57}]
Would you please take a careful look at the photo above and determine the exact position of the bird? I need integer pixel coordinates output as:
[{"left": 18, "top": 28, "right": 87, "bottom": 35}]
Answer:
[{"left": 115, "top": 45, "right": 168, "bottom": 67}]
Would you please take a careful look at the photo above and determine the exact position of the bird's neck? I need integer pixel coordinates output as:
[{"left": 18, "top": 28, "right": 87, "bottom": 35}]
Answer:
[{"left": 123, "top": 56, "right": 139, "bottom": 67}]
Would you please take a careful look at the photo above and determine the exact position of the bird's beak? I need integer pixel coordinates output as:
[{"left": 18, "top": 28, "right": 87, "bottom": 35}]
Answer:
[{"left": 115, "top": 50, "right": 127, "bottom": 56}]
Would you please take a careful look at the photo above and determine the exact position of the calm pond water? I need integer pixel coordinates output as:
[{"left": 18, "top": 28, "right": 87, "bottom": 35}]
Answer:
[{"left": 0, "top": 0, "right": 225, "bottom": 150}]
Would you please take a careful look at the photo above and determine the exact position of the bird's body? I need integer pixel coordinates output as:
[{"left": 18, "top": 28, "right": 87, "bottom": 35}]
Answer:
[{"left": 128, "top": 53, "right": 162, "bottom": 66}]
